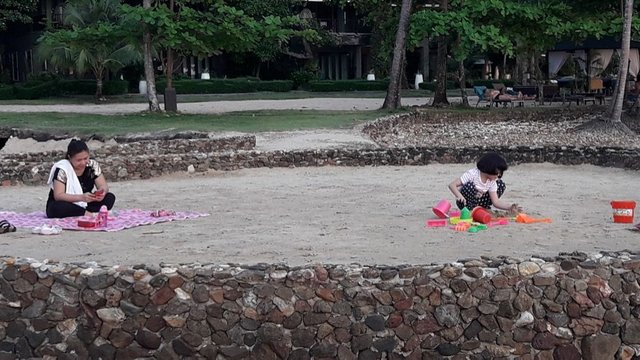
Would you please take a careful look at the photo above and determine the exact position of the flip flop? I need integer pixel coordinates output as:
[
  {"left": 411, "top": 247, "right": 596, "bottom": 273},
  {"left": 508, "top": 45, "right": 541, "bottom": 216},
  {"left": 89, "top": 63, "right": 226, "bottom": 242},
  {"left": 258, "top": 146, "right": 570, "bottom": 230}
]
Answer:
[{"left": 0, "top": 220, "right": 16, "bottom": 234}]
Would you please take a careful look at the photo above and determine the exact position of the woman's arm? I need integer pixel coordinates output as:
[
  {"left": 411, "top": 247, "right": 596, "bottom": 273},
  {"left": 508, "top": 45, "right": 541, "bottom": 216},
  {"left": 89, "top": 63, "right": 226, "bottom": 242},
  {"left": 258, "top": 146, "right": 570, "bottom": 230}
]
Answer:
[{"left": 52, "top": 180, "right": 95, "bottom": 203}]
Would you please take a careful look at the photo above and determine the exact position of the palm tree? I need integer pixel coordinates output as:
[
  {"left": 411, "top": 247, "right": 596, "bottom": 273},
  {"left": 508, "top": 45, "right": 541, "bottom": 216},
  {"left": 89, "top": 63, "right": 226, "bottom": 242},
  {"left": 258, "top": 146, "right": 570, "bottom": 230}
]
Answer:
[{"left": 37, "top": 0, "right": 139, "bottom": 100}]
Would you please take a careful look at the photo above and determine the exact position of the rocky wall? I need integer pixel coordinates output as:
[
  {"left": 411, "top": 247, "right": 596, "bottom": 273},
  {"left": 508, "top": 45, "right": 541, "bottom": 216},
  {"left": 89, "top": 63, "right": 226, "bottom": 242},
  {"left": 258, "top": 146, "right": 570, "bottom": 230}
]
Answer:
[
  {"left": 1, "top": 145, "right": 639, "bottom": 186},
  {"left": 2, "top": 252, "right": 640, "bottom": 359}
]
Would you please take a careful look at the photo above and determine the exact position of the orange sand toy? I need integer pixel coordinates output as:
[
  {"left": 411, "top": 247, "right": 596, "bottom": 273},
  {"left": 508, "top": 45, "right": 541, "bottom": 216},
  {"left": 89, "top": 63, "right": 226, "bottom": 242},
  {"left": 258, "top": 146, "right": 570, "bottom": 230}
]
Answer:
[
  {"left": 515, "top": 213, "right": 552, "bottom": 224},
  {"left": 453, "top": 222, "right": 471, "bottom": 232}
]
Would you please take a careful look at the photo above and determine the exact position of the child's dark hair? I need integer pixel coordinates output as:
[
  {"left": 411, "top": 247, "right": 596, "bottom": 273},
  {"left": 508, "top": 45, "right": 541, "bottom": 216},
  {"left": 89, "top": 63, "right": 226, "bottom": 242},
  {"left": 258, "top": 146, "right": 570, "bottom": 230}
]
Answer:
[
  {"left": 477, "top": 152, "right": 508, "bottom": 177},
  {"left": 66, "top": 139, "right": 89, "bottom": 159}
]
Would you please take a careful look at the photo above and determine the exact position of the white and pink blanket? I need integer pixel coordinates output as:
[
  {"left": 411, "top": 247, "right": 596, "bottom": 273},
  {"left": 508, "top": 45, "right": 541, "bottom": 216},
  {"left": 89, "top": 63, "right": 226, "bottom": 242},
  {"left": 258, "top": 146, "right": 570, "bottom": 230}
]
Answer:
[{"left": 0, "top": 209, "right": 208, "bottom": 232}]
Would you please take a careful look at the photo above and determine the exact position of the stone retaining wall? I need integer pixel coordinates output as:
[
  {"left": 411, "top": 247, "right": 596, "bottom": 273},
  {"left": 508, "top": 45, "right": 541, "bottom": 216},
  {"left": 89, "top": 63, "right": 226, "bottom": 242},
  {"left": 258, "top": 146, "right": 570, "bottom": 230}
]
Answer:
[
  {"left": 2, "top": 252, "right": 640, "bottom": 359},
  {"left": 2, "top": 145, "right": 639, "bottom": 185}
]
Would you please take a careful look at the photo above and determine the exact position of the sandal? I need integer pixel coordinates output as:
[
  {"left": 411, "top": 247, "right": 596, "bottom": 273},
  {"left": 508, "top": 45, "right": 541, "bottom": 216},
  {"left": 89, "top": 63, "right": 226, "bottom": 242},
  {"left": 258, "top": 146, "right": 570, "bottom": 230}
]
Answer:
[{"left": 0, "top": 220, "right": 16, "bottom": 234}]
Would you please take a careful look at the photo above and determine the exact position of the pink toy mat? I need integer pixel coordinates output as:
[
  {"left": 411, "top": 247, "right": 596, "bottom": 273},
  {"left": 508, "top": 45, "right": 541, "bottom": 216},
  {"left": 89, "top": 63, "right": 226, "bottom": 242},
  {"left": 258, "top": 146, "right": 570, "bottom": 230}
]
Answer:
[{"left": 0, "top": 209, "right": 209, "bottom": 232}]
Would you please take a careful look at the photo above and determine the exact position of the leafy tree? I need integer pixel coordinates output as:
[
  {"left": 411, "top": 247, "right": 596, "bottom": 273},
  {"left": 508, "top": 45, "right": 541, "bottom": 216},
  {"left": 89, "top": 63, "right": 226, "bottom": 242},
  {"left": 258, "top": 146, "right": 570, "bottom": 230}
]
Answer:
[
  {"left": 141, "top": 0, "right": 160, "bottom": 112},
  {"left": 410, "top": 0, "right": 569, "bottom": 106},
  {"left": 224, "top": 0, "right": 322, "bottom": 78},
  {"left": 37, "top": 0, "right": 139, "bottom": 100},
  {"left": 0, "top": 0, "right": 38, "bottom": 31},
  {"left": 123, "top": 0, "right": 260, "bottom": 111}
]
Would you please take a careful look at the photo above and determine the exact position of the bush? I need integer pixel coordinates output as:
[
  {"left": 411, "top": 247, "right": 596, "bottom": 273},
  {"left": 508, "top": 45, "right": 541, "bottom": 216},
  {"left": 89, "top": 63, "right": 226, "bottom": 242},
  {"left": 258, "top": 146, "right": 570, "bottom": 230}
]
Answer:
[
  {"left": 57, "top": 80, "right": 128, "bottom": 96},
  {"left": 255, "top": 80, "right": 293, "bottom": 92},
  {"left": 13, "top": 81, "right": 58, "bottom": 99},
  {"left": 102, "top": 80, "right": 128, "bottom": 95},
  {"left": 155, "top": 79, "right": 293, "bottom": 94},
  {"left": 290, "top": 69, "right": 318, "bottom": 90},
  {"left": 471, "top": 79, "right": 516, "bottom": 88},
  {"left": 0, "top": 85, "right": 15, "bottom": 100},
  {"left": 308, "top": 80, "right": 389, "bottom": 92},
  {"left": 418, "top": 80, "right": 458, "bottom": 91}
]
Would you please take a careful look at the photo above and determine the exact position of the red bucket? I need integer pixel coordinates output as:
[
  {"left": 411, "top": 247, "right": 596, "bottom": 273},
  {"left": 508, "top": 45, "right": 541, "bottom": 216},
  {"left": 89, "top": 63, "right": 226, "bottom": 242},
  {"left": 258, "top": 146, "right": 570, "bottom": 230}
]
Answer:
[
  {"left": 611, "top": 200, "right": 636, "bottom": 223},
  {"left": 471, "top": 207, "right": 492, "bottom": 224}
]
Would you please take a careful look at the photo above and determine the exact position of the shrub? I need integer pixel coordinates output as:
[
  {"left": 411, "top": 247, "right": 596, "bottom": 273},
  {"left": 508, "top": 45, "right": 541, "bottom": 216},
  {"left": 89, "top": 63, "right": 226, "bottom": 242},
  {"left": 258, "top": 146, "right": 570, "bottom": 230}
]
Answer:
[
  {"left": 290, "top": 69, "right": 318, "bottom": 90},
  {"left": 471, "top": 79, "right": 516, "bottom": 88},
  {"left": 418, "top": 80, "right": 465, "bottom": 91},
  {"left": 57, "top": 80, "right": 128, "bottom": 96},
  {"left": 0, "top": 85, "right": 15, "bottom": 100},
  {"left": 155, "top": 79, "right": 293, "bottom": 94},
  {"left": 308, "top": 80, "right": 389, "bottom": 92},
  {"left": 255, "top": 80, "right": 294, "bottom": 92},
  {"left": 102, "top": 80, "right": 128, "bottom": 95},
  {"left": 13, "top": 81, "right": 58, "bottom": 99}
]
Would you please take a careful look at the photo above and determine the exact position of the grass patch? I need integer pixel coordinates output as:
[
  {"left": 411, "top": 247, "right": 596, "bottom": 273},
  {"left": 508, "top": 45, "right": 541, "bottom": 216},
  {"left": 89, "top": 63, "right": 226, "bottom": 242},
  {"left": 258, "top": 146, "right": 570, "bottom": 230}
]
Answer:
[
  {"left": 0, "top": 110, "right": 395, "bottom": 137},
  {"left": 0, "top": 89, "right": 469, "bottom": 105}
]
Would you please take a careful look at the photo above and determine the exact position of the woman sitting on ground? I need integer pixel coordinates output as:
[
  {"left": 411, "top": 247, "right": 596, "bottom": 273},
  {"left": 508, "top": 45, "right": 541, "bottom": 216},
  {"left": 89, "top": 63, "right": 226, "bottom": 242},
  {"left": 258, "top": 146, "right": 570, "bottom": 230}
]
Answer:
[{"left": 46, "top": 139, "right": 116, "bottom": 218}]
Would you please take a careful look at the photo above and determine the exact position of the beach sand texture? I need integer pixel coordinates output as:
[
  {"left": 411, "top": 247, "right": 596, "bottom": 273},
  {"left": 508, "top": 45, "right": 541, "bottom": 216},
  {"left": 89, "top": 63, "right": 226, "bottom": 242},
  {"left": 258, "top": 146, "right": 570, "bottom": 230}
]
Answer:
[{"left": 0, "top": 163, "right": 637, "bottom": 266}]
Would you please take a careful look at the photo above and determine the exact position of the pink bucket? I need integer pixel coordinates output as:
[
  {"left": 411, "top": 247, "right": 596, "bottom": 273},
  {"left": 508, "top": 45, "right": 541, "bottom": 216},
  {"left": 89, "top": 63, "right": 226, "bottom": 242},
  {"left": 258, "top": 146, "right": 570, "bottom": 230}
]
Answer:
[{"left": 432, "top": 199, "right": 451, "bottom": 219}]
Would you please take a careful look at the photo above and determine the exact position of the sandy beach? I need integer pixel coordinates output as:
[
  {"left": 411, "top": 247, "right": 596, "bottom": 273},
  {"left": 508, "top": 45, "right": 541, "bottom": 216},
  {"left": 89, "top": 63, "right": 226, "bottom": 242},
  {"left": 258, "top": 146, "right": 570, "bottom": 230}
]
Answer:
[{"left": 0, "top": 163, "right": 637, "bottom": 266}]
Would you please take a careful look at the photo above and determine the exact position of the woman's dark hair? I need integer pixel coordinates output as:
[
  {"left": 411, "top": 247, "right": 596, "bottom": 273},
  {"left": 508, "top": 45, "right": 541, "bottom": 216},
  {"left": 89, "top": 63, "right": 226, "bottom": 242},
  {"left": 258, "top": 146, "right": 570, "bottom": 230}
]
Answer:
[
  {"left": 477, "top": 152, "right": 508, "bottom": 177},
  {"left": 66, "top": 139, "right": 89, "bottom": 159}
]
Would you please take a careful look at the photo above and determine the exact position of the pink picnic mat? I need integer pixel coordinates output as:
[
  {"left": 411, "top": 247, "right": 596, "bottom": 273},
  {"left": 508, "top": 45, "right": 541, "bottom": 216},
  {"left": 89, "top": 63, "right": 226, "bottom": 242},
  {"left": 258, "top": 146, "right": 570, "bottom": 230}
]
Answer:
[{"left": 0, "top": 209, "right": 209, "bottom": 232}]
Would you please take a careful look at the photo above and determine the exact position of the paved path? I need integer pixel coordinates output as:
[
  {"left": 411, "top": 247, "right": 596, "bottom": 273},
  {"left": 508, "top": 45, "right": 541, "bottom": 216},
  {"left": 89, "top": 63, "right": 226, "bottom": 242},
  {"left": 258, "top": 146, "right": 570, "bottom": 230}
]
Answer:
[{"left": 0, "top": 97, "right": 435, "bottom": 115}]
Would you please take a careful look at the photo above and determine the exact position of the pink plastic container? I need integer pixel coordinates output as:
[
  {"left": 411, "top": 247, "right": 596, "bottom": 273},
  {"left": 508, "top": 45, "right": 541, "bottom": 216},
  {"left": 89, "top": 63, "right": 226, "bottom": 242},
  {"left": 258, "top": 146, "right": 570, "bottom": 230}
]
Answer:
[
  {"left": 432, "top": 199, "right": 451, "bottom": 219},
  {"left": 426, "top": 219, "right": 447, "bottom": 227}
]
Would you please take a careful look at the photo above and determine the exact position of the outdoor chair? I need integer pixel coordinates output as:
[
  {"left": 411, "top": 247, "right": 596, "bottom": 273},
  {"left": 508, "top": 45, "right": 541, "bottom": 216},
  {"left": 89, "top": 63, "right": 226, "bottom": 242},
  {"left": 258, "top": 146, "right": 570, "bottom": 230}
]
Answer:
[{"left": 541, "top": 85, "right": 562, "bottom": 104}]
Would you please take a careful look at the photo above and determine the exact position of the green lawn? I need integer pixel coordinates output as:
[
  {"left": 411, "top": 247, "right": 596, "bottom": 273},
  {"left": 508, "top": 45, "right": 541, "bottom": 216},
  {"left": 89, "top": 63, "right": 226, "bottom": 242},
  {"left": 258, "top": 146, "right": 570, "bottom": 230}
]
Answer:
[
  {"left": 0, "top": 89, "right": 469, "bottom": 106},
  {"left": 0, "top": 110, "right": 394, "bottom": 137}
]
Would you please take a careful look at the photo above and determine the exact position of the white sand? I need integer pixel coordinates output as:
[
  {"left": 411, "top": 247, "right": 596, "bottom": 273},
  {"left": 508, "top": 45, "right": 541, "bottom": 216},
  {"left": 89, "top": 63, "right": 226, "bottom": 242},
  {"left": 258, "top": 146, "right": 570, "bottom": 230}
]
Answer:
[{"left": 1, "top": 163, "right": 638, "bottom": 266}]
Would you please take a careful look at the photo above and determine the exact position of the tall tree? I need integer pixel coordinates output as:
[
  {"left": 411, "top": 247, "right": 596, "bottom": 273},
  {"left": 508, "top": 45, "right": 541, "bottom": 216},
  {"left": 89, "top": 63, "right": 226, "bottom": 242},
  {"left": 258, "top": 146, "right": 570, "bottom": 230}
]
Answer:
[
  {"left": 142, "top": 0, "right": 161, "bottom": 112},
  {"left": 383, "top": 0, "right": 412, "bottom": 109},
  {"left": 432, "top": 0, "right": 449, "bottom": 106},
  {"left": 37, "top": 0, "right": 139, "bottom": 100},
  {"left": 0, "top": 0, "right": 38, "bottom": 31},
  {"left": 575, "top": 0, "right": 635, "bottom": 133}
]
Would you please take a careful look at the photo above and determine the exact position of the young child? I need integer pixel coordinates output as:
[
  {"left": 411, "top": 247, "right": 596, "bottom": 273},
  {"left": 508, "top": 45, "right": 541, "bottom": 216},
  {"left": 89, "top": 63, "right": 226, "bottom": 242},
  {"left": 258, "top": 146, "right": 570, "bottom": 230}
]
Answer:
[{"left": 448, "top": 152, "right": 521, "bottom": 213}]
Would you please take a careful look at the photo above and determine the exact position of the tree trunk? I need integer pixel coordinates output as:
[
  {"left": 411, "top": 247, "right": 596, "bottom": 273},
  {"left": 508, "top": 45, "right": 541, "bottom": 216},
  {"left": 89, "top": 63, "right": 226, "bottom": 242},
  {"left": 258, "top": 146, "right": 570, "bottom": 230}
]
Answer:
[
  {"left": 96, "top": 78, "right": 103, "bottom": 100},
  {"left": 143, "top": 0, "right": 161, "bottom": 112},
  {"left": 576, "top": 0, "right": 633, "bottom": 134},
  {"left": 608, "top": 0, "right": 633, "bottom": 123},
  {"left": 458, "top": 59, "right": 468, "bottom": 106},
  {"left": 431, "top": 34, "right": 449, "bottom": 106},
  {"left": 431, "top": 0, "right": 449, "bottom": 106},
  {"left": 166, "top": 49, "right": 174, "bottom": 89},
  {"left": 382, "top": 0, "right": 412, "bottom": 110}
]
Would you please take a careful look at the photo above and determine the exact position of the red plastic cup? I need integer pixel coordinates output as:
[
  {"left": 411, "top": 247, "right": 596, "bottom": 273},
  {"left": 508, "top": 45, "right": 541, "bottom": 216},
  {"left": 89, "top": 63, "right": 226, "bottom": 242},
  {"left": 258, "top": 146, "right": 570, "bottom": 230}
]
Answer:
[
  {"left": 432, "top": 199, "right": 451, "bottom": 219},
  {"left": 471, "top": 206, "right": 492, "bottom": 224}
]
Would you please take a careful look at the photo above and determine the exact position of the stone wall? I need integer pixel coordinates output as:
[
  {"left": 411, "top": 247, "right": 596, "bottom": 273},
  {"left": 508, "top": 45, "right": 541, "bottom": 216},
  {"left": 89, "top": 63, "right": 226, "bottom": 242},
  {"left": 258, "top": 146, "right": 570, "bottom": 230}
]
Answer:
[
  {"left": 2, "top": 252, "right": 640, "bottom": 359},
  {"left": 2, "top": 144, "right": 640, "bottom": 186}
]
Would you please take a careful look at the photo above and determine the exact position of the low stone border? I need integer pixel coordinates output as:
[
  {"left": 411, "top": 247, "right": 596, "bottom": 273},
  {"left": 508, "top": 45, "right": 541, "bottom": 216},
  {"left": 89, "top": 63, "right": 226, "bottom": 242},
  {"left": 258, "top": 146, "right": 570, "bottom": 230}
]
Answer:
[
  {"left": 2, "top": 145, "right": 639, "bottom": 186},
  {"left": 1, "top": 251, "right": 639, "bottom": 358}
]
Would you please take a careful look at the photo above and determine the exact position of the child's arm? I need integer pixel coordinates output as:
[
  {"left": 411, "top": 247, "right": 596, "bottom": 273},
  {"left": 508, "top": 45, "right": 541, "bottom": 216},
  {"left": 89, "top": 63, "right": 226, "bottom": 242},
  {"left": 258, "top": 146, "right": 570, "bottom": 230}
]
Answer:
[
  {"left": 448, "top": 178, "right": 466, "bottom": 206},
  {"left": 489, "top": 191, "right": 521, "bottom": 213}
]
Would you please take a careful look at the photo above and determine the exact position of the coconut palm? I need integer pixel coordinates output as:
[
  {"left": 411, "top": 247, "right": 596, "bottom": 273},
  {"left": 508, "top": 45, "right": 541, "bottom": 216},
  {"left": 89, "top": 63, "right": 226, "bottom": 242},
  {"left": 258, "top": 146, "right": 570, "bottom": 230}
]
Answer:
[{"left": 37, "top": 0, "right": 139, "bottom": 100}]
